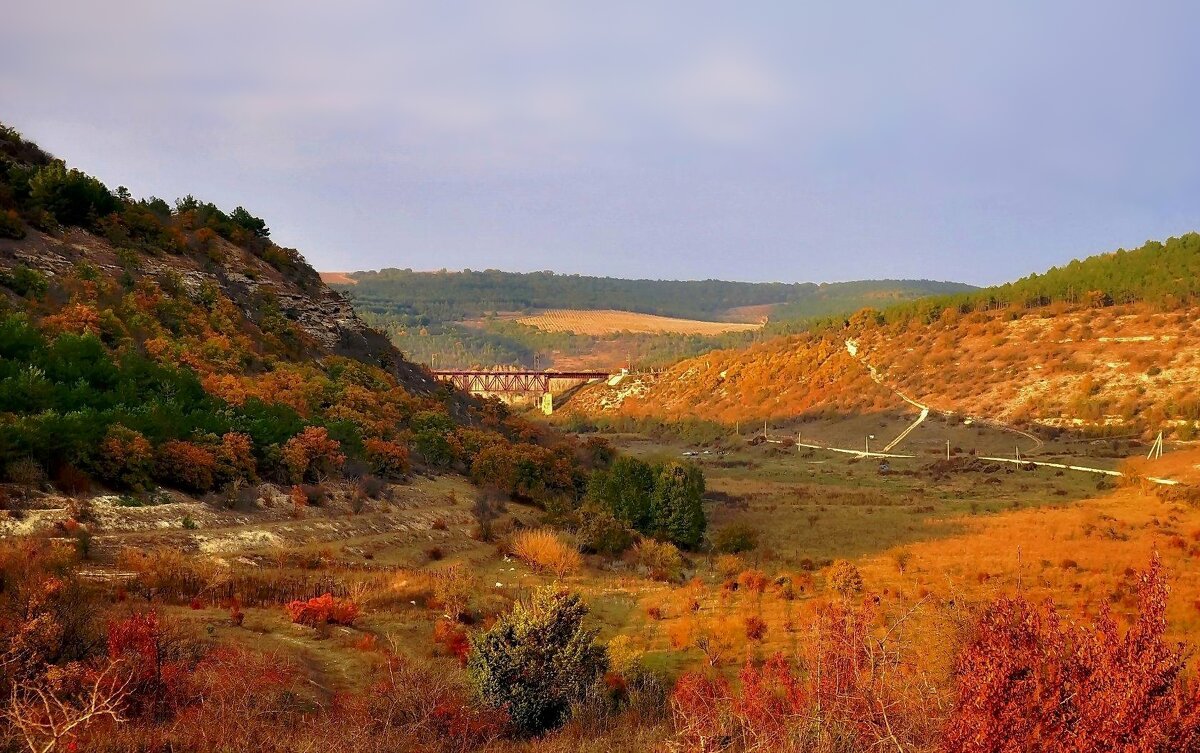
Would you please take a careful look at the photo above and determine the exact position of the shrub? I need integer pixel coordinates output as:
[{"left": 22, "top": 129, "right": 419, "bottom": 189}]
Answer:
[
  {"left": 364, "top": 438, "right": 410, "bottom": 478},
  {"left": 468, "top": 588, "right": 608, "bottom": 735},
  {"left": 945, "top": 557, "right": 1200, "bottom": 752},
  {"left": 5, "top": 457, "right": 46, "bottom": 487},
  {"left": 712, "top": 523, "right": 758, "bottom": 554},
  {"left": 827, "top": 559, "right": 864, "bottom": 598},
  {"left": 511, "top": 529, "right": 582, "bottom": 577},
  {"left": 95, "top": 424, "right": 154, "bottom": 490},
  {"left": 744, "top": 615, "right": 768, "bottom": 641},
  {"left": 155, "top": 440, "right": 218, "bottom": 493},
  {"left": 0, "top": 209, "right": 25, "bottom": 239},
  {"left": 575, "top": 503, "right": 635, "bottom": 557},
  {"left": 53, "top": 465, "right": 92, "bottom": 495},
  {"left": 1, "top": 264, "right": 48, "bottom": 298},
  {"left": 215, "top": 432, "right": 257, "bottom": 485},
  {"left": 349, "top": 654, "right": 508, "bottom": 751},
  {"left": 281, "top": 426, "right": 345, "bottom": 482},
  {"left": 285, "top": 593, "right": 359, "bottom": 627},
  {"left": 737, "top": 569, "right": 769, "bottom": 595},
  {"left": 430, "top": 564, "right": 473, "bottom": 621},
  {"left": 715, "top": 554, "right": 743, "bottom": 579},
  {"left": 356, "top": 474, "right": 387, "bottom": 499},
  {"left": 433, "top": 619, "right": 470, "bottom": 664},
  {"left": 631, "top": 538, "right": 684, "bottom": 582}
]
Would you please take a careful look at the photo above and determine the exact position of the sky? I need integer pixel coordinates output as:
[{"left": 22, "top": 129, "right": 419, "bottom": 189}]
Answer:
[{"left": 2, "top": 1, "right": 1198, "bottom": 286}]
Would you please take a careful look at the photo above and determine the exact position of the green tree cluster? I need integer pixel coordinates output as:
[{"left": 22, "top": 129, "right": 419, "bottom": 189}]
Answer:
[{"left": 586, "top": 457, "right": 706, "bottom": 548}]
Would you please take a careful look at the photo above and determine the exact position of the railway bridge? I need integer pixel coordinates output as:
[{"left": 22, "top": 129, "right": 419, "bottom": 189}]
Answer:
[{"left": 431, "top": 369, "right": 611, "bottom": 414}]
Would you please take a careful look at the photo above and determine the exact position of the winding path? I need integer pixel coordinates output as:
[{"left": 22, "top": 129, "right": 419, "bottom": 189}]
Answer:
[{"left": 845, "top": 339, "right": 930, "bottom": 452}]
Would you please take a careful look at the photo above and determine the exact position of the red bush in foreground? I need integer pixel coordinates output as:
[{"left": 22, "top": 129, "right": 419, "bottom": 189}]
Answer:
[
  {"left": 433, "top": 619, "right": 470, "bottom": 665},
  {"left": 106, "top": 611, "right": 193, "bottom": 720},
  {"left": 285, "top": 593, "right": 359, "bottom": 627},
  {"left": 945, "top": 556, "right": 1200, "bottom": 753},
  {"left": 671, "top": 599, "right": 935, "bottom": 751}
]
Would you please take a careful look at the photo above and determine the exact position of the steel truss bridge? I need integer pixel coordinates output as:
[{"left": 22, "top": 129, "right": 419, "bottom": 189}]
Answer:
[{"left": 431, "top": 369, "right": 609, "bottom": 394}]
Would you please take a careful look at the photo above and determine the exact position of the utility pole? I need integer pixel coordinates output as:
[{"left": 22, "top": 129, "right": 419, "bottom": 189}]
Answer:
[
  {"left": 1148, "top": 430, "right": 1164, "bottom": 460},
  {"left": 946, "top": 439, "right": 951, "bottom": 460}
]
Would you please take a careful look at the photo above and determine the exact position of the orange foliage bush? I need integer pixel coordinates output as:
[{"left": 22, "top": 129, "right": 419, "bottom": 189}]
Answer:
[
  {"left": 155, "top": 440, "right": 218, "bottom": 492},
  {"left": 433, "top": 619, "right": 470, "bottom": 665},
  {"left": 281, "top": 426, "right": 345, "bottom": 482},
  {"left": 364, "top": 438, "right": 410, "bottom": 478},
  {"left": 736, "top": 569, "right": 769, "bottom": 595},
  {"left": 95, "top": 424, "right": 154, "bottom": 489},
  {"left": 215, "top": 432, "right": 256, "bottom": 484},
  {"left": 285, "top": 593, "right": 359, "bottom": 627},
  {"left": 42, "top": 301, "right": 101, "bottom": 336},
  {"left": 510, "top": 529, "right": 582, "bottom": 577},
  {"left": 671, "top": 599, "right": 938, "bottom": 750}
]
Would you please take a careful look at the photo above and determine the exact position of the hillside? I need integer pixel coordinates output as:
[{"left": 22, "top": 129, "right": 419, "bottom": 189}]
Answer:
[
  {"left": 331, "top": 267, "right": 973, "bottom": 369},
  {"left": 0, "top": 123, "right": 592, "bottom": 502},
  {"left": 568, "top": 235, "right": 1200, "bottom": 438}
]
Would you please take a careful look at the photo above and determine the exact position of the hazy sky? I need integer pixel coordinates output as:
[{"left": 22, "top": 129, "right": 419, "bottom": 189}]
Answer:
[{"left": 3, "top": 2, "right": 1198, "bottom": 285}]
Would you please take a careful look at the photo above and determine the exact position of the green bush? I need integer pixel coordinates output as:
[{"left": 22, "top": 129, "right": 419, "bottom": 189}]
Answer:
[
  {"left": 468, "top": 588, "right": 608, "bottom": 735},
  {"left": 29, "top": 161, "right": 119, "bottom": 228},
  {"left": 1, "top": 265, "right": 48, "bottom": 299},
  {"left": 575, "top": 503, "right": 634, "bottom": 557},
  {"left": 712, "top": 522, "right": 759, "bottom": 554},
  {"left": 587, "top": 456, "right": 656, "bottom": 531}
]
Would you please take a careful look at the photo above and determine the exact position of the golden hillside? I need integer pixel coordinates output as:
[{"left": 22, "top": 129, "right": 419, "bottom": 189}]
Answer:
[{"left": 570, "top": 302, "right": 1200, "bottom": 437}]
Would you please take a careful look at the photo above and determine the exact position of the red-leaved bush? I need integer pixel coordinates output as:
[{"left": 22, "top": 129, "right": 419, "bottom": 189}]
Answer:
[
  {"left": 285, "top": 593, "right": 359, "bottom": 627},
  {"left": 944, "top": 556, "right": 1200, "bottom": 752},
  {"left": 106, "top": 611, "right": 193, "bottom": 721},
  {"left": 340, "top": 654, "right": 508, "bottom": 753},
  {"left": 671, "top": 598, "right": 938, "bottom": 752},
  {"left": 433, "top": 619, "right": 470, "bottom": 665}
]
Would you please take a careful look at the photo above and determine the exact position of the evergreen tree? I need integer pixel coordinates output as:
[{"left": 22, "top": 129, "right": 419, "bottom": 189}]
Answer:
[
  {"left": 586, "top": 455, "right": 657, "bottom": 530},
  {"left": 468, "top": 588, "right": 608, "bottom": 735},
  {"left": 650, "top": 461, "right": 706, "bottom": 549}
]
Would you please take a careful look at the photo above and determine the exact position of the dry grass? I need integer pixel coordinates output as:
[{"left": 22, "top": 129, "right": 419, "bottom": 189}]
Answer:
[
  {"left": 318, "top": 272, "right": 357, "bottom": 285},
  {"left": 516, "top": 309, "right": 762, "bottom": 336},
  {"left": 858, "top": 483, "right": 1200, "bottom": 641}
]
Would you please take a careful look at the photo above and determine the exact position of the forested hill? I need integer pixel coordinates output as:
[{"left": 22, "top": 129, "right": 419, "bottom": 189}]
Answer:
[
  {"left": 0, "top": 122, "right": 595, "bottom": 501},
  {"left": 335, "top": 268, "right": 975, "bottom": 323},
  {"left": 880, "top": 233, "right": 1200, "bottom": 324}
]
